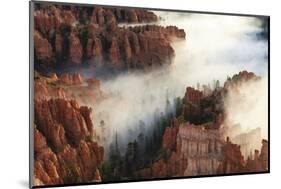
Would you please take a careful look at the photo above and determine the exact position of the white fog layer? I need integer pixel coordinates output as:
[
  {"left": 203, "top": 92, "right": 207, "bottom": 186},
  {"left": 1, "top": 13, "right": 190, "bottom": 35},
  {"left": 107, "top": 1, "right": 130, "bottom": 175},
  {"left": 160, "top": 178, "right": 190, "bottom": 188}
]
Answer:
[{"left": 93, "top": 12, "right": 268, "bottom": 154}]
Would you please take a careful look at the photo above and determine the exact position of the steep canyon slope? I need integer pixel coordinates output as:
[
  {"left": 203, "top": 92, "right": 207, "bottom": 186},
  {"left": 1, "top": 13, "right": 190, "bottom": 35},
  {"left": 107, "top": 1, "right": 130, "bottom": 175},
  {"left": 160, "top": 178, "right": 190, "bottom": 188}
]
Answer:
[
  {"left": 32, "top": 2, "right": 268, "bottom": 186},
  {"left": 33, "top": 3, "right": 185, "bottom": 75}
]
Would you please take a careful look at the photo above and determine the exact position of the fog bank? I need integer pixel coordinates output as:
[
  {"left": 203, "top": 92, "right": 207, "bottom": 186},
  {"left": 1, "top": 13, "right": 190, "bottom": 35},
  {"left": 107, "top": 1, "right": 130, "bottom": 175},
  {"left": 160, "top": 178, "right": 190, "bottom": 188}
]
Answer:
[
  {"left": 223, "top": 76, "right": 268, "bottom": 157},
  {"left": 92, "top": 11, "right": 268, "bottom": 153}
]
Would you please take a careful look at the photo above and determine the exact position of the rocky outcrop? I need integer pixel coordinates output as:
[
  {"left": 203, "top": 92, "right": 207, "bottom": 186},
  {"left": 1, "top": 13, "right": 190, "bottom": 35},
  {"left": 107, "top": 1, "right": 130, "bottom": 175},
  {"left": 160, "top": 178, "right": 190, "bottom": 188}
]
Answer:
[
  {"left": 217, "top": 137, "right": 245, "bottom": 174},
  {"left": 34, "top": 97, "right": 104, "bottom": 186},
  {"left": 90, "top": 7, "right": 157, "bottom": 24},
  {"left": 34, "top": 30, "right": 53, "bottom": 64},
  {"left": 244, "top": 139, "right": 268, "bottom": 172},
  {"left": 217, "top": 137, "right": 268, "bottom": 174},
  {"left": 69, "top": 32, "right": 83, "bottom": 64},
  {"left": 224, "top": 70, "right": 260, "bottom": 90},
  {"left": 34, "top": 79, "right": 49, "bottom": 100},
  {"left": 35, "top": 99, "right": 91, "bottom": 146},
  {"left": 139, "top": 122, "right": 268, "bottom": 179},
  {"left": 259, "top": 139, "right": 269, "bottom": 170},
  {"left": 162, "top": 118, "right": 180, "bottom": 154},
  {"left": 183, "top": 87, "right": 202, "bottom": 105},
  {"left": 178, "top": 124, "right": 223, "bottom": 176},
  {"left": 59, "top": 73, "right": 84, "bottom": 85},
  {"left": 33, "top": 71, "right": 105, "bottom": 186},
  {"left": 179, "top": 86, "right": 223, "bottom": 127},
  {"left": 139, "top": 120, "right": 223, "bottom": 178},
  {"left": 33, "top": 3, "right": 186, "bottom": 73},
  {"left": 109, "top": 37, "right": 121, "bottom": 65},
  {"left": 138, "top": 73, "right": 268, "bottom": 178},
  {"left": 230, "top": 127, "right": 262, "bottom": 158},
  {"left": 130, "top": 25, "right": 186, "bottom": 39},
  {"left": 87, "top": 37, "right": 103, "bottom": 66},
  {"left": 34, "top": 72, "right": 103, "bottom": 104},
  {"left": 115, "top": 8, "right": 157, "bottom": 23},
  {"left": 34, "top": 9, "right": 61, "bottom": 35}
]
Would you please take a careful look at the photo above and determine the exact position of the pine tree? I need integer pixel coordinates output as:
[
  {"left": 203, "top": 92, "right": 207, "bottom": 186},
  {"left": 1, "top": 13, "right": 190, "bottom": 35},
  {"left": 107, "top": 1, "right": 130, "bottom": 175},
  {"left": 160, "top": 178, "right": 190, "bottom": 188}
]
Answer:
[
  {"left": 174, "top": 97, "right": 182, "bottom": 117},
  {"left": 114, "top": 131, "right": 120, "bottom": 158},
  {"left": 215, "top": 80, "right": 220, "bottom": 90}
]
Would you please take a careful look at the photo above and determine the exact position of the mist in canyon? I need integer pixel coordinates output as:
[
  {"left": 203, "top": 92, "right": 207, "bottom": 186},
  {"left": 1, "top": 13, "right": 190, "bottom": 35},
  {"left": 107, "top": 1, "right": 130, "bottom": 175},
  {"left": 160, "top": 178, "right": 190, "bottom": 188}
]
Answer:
[
  {"left": 91, "top": 12, "right": 268, "bottom": 155},
  {"left": 223, "top": 76, "right": 268, "bottom": 157}
]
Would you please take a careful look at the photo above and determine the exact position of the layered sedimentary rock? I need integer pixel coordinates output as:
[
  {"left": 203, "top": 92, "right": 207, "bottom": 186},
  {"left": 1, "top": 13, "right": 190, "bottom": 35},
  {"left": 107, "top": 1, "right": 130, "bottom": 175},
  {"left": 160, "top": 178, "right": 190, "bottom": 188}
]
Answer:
[
  {"left": 258, "top": 139, "right": 269, "bottom": 170},
  {"left": 180, "top": 86, "right": 224, "bottom": 127},
  {"left": 87, "top": 37, "right": 103, "bottom": 66},
  {"left": 34, "top": 30, "right": 53, "bottom": 64},
  {"left": 33, "top": 72, "right": 104, "bottom": 186},
  {"left": 183, "top": 87, "right": 202, "bottom": 105},
  {"left": 34, "top": 98, "right": 104, "bottom": 186},
  {"left": 139, "top": 119, "right": 223, "bottom": 178},
  {"left": 217, "top": 137, "right": 245, "bottom": 174},
  {"left": 228, "top": 126, "right": 262, "bottom": 158},
  {"left": 138, "top": 74, "right": 268, "bottom": 178},
  {"left": 33, "top": 3, "right": 186, "bottom": 73},
  {"left": 217, "top": 138, "right": 268, "bottom": 174},
  {"left": 130, "top": 25, "right": 186, "bottom": 39},
  {"left": 69, "top": 32, "right": 83, "bottom": 64},
  {"left": 178, "top": 124, "right": 223, "bottom": 176},
  {"left": 34, "top": 72, "right": 103, "bottom": 104},
  {"left": 139, "top": 122, "right": 268, "bottom": 179},
  {"left": 59, "top": 73, "right": 84, "bottom": 85}
]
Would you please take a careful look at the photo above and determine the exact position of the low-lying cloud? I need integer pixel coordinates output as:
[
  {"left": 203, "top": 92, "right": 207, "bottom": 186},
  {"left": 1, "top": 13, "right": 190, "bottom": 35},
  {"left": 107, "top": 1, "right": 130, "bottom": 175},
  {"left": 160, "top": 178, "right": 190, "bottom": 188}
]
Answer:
[{"left": 90, "top": 11, "right": 268, "bottom": 153}]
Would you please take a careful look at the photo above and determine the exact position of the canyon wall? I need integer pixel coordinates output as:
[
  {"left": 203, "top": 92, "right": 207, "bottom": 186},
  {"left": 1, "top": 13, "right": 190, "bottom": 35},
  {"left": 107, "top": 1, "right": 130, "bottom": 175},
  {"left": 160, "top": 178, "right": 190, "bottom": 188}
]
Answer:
[
  {"left": 138, "top": 119, "right": 223, "bottom": 178},
  {"left": 217, "top": 137, "right": 268, "bottom": 174},
  {"left": 34, "top": 72, "right": 103, "bottom": 105},
  {"left": 138, "top": 77, "right": 268, "bottom": 179},
  {"left": 33, "top": 4, "right": 186, "bottom": 73},
  {"left": 33, "top": 73, "right": 104, "bottom": 186}
]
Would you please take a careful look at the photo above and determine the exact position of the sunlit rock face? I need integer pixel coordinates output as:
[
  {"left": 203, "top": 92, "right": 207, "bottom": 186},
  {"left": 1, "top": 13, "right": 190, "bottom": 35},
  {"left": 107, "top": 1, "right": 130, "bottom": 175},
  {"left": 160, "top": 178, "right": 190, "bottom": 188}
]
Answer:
[
  {"left": 138, "top": 120, "right": 223, "bottom": 178},
  {"left": 33, "top": 4, "right": 186, "bottom": 73},
  {"left": 34, "top": 99, "right": 104, "bottom": 186},
  {"left": 59, "top": 73, "right": 84, "bottom": 85},
  {"left": 34, "top": 30, "right": 53, "bottom": 64},
  {"left": 130, "top": 25, "right": 186, "bottom": 39},
  {"left": 34, "top": 72, "right": 103, "bottom": 104},
  {"left": 32, "top": 2, "right": 268, "bottom": 185},
  {"left": 69, "top": 32, "right": 83, "bottom": 64},
  {"left": 217, "top": 138, "right": 268, "bottom": 174},
  {"left": 183, "top": 87, "right": 203, "bottom": 105},
  {"left": 178, "top": 124, "right": 223, "bottom": 176},
  {"left": 33, "top": 73, "right": 104, "bottom": 186},
  {"left": 217, "top": 137, "right": 245, "bottom": 174},
  {"left": 138, "top": 119, "right": 268, "bottom": 179},
  {"left": 137, "top": 71, "right": 268, "bottom": 179}
]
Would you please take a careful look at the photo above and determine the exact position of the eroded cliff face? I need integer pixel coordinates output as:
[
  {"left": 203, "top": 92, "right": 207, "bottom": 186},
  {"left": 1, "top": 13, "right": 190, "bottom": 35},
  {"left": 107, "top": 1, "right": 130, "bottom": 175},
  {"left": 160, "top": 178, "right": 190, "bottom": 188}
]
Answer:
[
  {"left": 138, "top": 71, "right": 268, "bottom": 178},
  {"left": 138, "top": 119, "right": 223, "bottom": 178},
  {"left": 34, "top": 72, "right": 103, "bottom": 105},
  {"left": 34, "top": 103, "right": 104, "bottom": 186},
  {"left": 32, "top": 2, "right": 268, "bottom": 183},
  {"left": 228, "top": 126, "right": 262, "bottom": 158},
  {"left": 33, "top": 73, "right": 104, "bottom": 186},
  {"left": 33, "top": 4, "right": 185, "bottom": 73},
  {"left": 217, "top": 138, "right": 268, "bottom": 174}
]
